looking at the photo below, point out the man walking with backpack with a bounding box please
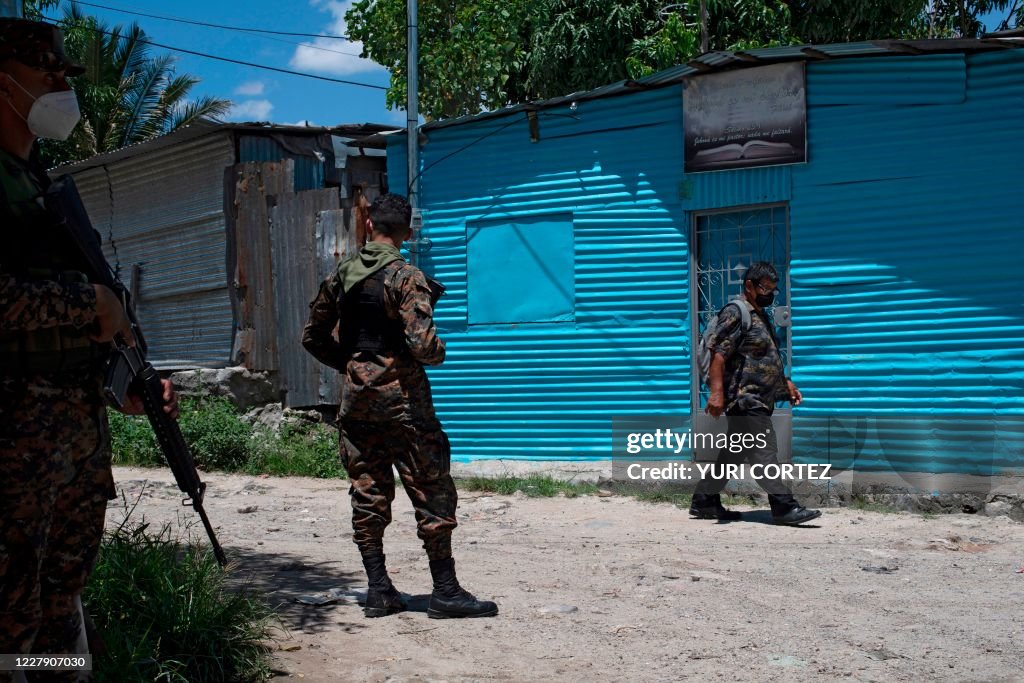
[691,261,821,525]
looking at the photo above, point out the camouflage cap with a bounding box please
[0,18,85,77]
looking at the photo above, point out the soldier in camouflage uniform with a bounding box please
[691,261,822,526]
[303,193,497,619]
[0,19,178,679]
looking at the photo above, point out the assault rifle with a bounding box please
[45,175,227,567]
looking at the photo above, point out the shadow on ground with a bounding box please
[222,546,365,635]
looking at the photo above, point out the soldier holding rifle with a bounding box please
[0,18,180,676]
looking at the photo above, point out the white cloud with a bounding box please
[283,119,319,127]
[227,99,275,121]
[289,0,387,76]
[234,80,266,96]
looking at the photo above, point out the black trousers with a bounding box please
[693,408,798,516]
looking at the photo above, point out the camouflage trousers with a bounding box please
[0,374,114,683]
[339,418,457,561]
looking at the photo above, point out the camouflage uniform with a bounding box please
[303,257,457,561]
[710,302,790,415]
[0,148,114,679]
[694,302,799,515]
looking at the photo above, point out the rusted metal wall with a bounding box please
[313,209,360,405]
[226,160,294,371]
[268,190,341,407]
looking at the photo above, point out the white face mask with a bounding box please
[6,76,81,141]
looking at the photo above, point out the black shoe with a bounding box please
[364,585,407,618]
[361,551,407,618]
[689,494,742,521]
[772,506,822,526]
[427,557,498,619]
[689,504,742,521]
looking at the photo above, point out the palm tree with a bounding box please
[41,2,231,165]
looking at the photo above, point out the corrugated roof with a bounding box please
[421,38,1021,132]
[54,120,395,174]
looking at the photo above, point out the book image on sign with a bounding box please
[694,139,797,163]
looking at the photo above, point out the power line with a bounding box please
[65,0,365,59]
[68,0,355,41]
[409,116,524,190]
[65,0,368,59]
[45,17,388,91]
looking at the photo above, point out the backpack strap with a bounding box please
[727,298,752,333]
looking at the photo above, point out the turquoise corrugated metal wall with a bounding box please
[789,50,1024,474]
[412,90,690,460]
[396,50,1024,472]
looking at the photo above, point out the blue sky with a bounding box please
[53,0,403,128]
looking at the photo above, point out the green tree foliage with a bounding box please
[347,0,538,119]
[526,0,663,97]
[22,1,230,165]
[348,0,1009,120]
[782,0,930,43]
[628,0,799,78]
[930,0,1011,36]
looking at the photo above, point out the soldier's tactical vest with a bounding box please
[338,267,409,359]
[0,151,101,373]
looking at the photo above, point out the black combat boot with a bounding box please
[361,551,406,618]
[427,557,498,619]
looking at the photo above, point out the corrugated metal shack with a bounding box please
[57,121,394,407]
[388,38,1024,475]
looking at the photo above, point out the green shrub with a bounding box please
[109,396,346,479]
[85,521,277,682]
[110,396,255,471]
[246,422,345,479]
[177,396,255,471]
[108,409,161,467]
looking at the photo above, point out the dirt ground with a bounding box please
[107,466,1024,683]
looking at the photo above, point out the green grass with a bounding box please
[85,520,277,682]
[109,396,345,478]
[457,475,600,498]
[454,476,766,508]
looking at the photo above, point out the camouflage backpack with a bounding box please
[696,298,752,387]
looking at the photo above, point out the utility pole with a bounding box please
[700,0,708,53]
[406,0,421,264]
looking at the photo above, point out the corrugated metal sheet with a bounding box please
[72,132,236,368]
[268,190,341,408]
[311,209,358,406]
[228,160,294,370]
[786,50,1024,473]
[239,135,326,192]
[395,47,1024,475]
[411,88,690,460]
[806,54,966,105]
